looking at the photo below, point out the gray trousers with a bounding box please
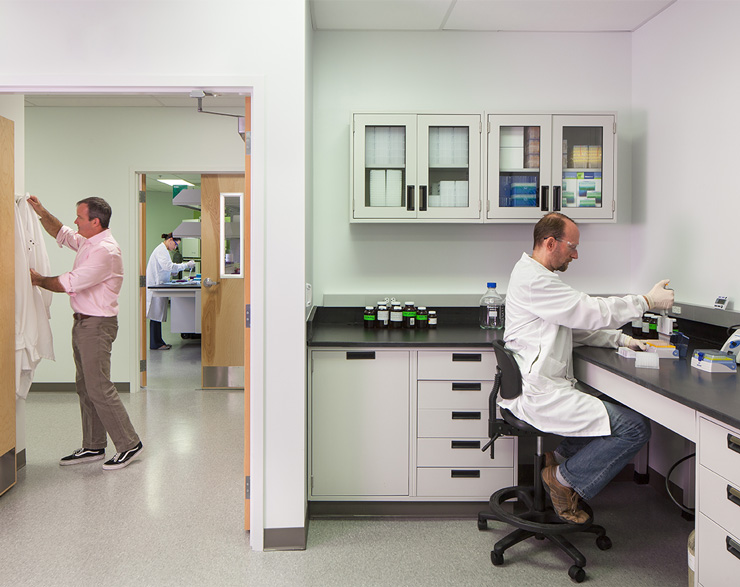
[72,315,139,452]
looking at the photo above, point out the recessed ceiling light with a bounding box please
[157,179,195,187]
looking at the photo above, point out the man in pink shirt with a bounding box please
[29,195,143,470]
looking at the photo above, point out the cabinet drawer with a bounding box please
[698,513,740,587]
[418,408,488,437]
[700,418,740,488]
[417,351,496,380]
[418,380,494,409]
[417,467,514,498]
[417,437,513,468]
[699,465,740,539]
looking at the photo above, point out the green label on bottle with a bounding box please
[417,315,428,321]
[364,315,375,320]
[402,311,416,317]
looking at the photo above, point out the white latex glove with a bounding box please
[644,279,674,311]
[187,260,196,270]
[618,333,647,351]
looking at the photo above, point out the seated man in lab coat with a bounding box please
[500,212,674,523]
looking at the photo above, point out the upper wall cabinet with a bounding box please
[486,114,616,223]
[351,113,482,222]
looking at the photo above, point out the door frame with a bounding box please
[7,80,266,550]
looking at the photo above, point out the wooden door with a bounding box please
[200,174,245,388]
[0,115,16,496]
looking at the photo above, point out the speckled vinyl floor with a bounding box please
[1,331,692,586]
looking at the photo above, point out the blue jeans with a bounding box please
[556,398,651,501]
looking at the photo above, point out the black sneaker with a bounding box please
[102,441,143,470]
[59,448,106,466]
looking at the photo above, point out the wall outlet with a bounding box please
[672,305,681,315]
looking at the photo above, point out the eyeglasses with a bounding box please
[555,238,579,252]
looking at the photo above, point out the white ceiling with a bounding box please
[19,1,676,108]
[310,0,677,32]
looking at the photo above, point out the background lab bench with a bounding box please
[148,282,201,335]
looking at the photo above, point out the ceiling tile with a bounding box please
[311,0,454,30]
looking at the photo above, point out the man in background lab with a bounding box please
[28,195,143,470]
[501,212,674,523]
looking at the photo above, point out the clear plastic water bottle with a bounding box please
[480,282,505,330]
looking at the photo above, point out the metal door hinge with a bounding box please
[245,304,251,328]
[140,359,146,372]
[139,190,146,203]
[139,275,146,287]
[245,476,251,499]
[243,130,251,155]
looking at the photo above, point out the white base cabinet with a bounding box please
[696,416,740,587]
[309,347,516,502]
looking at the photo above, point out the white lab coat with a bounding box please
[15,194,55,399]
[500,253,648,437]
[146,242,190,322]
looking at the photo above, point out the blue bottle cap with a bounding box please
[487,282,497,288]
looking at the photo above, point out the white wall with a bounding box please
[312,31,641,302]
[1,0,308,548]
[632,0,740,307]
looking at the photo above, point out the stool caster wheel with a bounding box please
[596,535,612,550]
[477,517,487,531]
[491,551,504,566]
[568,565,586,583]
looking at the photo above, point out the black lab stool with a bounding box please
[477,340,612,583]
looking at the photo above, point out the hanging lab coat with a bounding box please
[146,242,191,322]
[15,194,55,399]
[499,253,648,437]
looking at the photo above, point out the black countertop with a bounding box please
[574,346,740,431]
[307,306,502,348]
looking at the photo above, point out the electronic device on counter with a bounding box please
[721,327,740,364]
[714,295,729,310]
[691,349,737,373]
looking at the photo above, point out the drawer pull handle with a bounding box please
[452,353,482,362]
[728,485,740,508]
[451,440,481,450]
[451,382,482,391]
[346,351,375,360]
[451,470,480,479]
[452,411,481,420]
[727,536,740,561]
[728,434,740,455]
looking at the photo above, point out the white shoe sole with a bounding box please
[59,454,105,466]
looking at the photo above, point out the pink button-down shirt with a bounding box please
[56,225,123,317]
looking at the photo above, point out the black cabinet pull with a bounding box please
[553,186,561,211]
[728,485,740,508]
[451,382,482,391]
[451,470,480,479]
[728,434,740,455]
[451,440,481,450]
[540,185,549,211]
[346,351,375,360]
[452,353,481,362]
[727,536,740,561]
[419,185,427,211]
[452,411,481,420]
[406,186,415,211]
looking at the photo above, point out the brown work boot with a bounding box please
[544,451,557,469]
[541,465,590,524]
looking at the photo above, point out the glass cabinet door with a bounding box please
[417,114,481,219]
[352,114,417,220]
[552,115,615,220]
[487,115,552,220]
